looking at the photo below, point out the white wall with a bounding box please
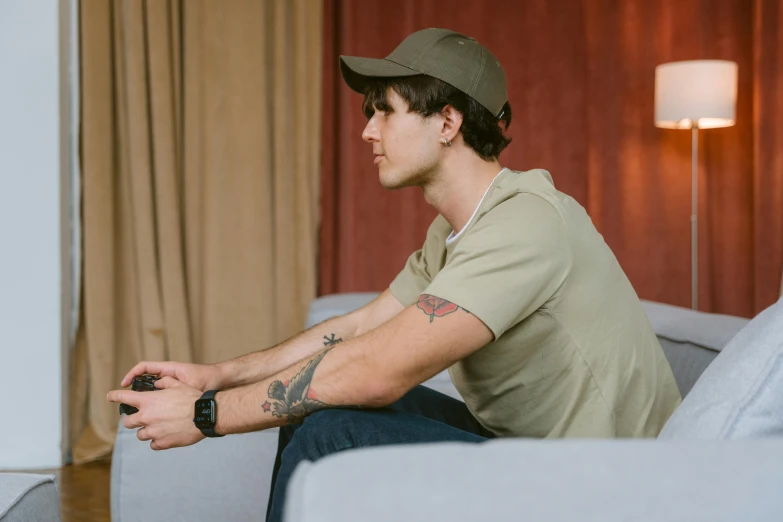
[0,0,76,469]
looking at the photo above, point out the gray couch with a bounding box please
[0,474,60,522]
[110,294,783,522]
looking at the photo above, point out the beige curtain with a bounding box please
[72,0,322,464]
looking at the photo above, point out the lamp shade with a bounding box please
[655,60,738,129]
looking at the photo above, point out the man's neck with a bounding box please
[422,151,504,238]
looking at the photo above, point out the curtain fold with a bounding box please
[74,0,322,464]
[752,0,783,301]
[320,0,783,317]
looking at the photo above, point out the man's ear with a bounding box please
[440,105,463,143]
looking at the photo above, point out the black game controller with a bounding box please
[119,374,160,415]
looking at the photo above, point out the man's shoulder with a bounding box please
[494,169,559,202]
[483,168,573,225]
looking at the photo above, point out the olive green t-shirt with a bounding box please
[390,168,681,438]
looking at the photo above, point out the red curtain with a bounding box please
[320,0,783,318]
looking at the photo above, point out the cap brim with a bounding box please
[339,56,420,94]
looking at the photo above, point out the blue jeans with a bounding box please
[265,385,496,522]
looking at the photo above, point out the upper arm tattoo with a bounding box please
[416,294,469,323]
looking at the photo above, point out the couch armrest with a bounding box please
[111,421,278,522]
[285,438,783,522]
[0,473,60,522]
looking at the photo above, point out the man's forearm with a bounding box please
[213,311,364,390]
[213,333,389,434]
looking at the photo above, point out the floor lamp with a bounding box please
[654,60,738,310]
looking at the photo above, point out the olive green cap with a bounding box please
[340,28,508,118]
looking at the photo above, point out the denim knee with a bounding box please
[284,409,364,460]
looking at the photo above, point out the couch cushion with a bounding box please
[641,301,749,397]
[284,439,783,522]
[659,297,783,439]
[0,473,60,522]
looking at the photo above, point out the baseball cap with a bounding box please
[340,28,508,118]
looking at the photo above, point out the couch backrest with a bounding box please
[641,301,749,398]
[307,295,751,400]
[659,297,783,439]
[306,293,380,329]
[655,338,718,398]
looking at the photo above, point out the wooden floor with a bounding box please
[13,456,112,522]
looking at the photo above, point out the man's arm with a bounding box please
[214,289,405,389]
[213,294,493,434]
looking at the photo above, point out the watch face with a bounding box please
[194,399,215,429]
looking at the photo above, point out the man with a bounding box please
[108,28,682,522]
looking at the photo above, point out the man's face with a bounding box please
[361,88,442,189]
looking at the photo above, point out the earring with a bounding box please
[443,138,451,147]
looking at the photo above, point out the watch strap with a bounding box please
[196,389,224,438]
[201,426,223,438]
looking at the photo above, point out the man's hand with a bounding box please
[121,361,223,392]
[107,377,206,451]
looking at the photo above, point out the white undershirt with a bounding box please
[445,168,508,245]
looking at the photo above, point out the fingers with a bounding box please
[107,389,143,407]
[121,361,166,387]
[137,427,153,442]
[123,412,144,430]
[153,376,180,390]
[150,435,175,451]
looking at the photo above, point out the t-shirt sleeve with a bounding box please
[423,194,572,339]
[389,215,451,307]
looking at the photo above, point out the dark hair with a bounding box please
[362,75,512,162]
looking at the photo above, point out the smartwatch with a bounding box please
[194,390,224,437]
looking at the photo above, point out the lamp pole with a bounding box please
[654,59,737,311]
[691,124,698,311]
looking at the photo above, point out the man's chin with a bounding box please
[378,168,415,190]
[378,172,401,190]
[379,178,405,190]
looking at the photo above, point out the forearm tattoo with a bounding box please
[261,333,346,423]
[322,333,343,346]
[417,294,468,323]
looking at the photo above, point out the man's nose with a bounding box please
[362,117,379,143]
